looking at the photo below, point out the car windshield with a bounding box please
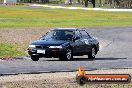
[41,30,74,41]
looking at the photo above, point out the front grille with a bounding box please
[36,46,42,48]
[36,45,49,49]
[42,46,50,48]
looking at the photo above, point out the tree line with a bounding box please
[17,0,132,8]
[98,0,132,8]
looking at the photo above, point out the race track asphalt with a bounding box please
[0,27,132,75]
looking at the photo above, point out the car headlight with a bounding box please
[29,45,36,48]
[49,46,62,48]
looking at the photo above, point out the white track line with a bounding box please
[31,4,132,12]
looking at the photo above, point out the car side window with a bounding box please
[80,30,90,38]
[86,32,92,38]
[75,31,82,38]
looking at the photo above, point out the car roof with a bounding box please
[51,28,82,31]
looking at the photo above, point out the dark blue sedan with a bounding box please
[28,28,99,61]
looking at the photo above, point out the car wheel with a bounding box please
[88,47,96,59]
[31,55,39,61]
[59,48,73,61]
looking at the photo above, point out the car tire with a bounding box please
[31,55,39,61]
[59,48,73,61]
[88,47,96,59]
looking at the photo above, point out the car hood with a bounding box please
[31,39,67,46]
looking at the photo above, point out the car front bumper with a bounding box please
[27,48,66,58]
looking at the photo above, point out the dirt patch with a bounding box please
[0,69,132,88]
[0,28,49,55]
[0,28,49,45]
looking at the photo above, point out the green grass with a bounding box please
[0,6,132,28]
[0,43,25,58]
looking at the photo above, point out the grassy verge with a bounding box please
[0,6,132,28]
[0,43,25,58]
